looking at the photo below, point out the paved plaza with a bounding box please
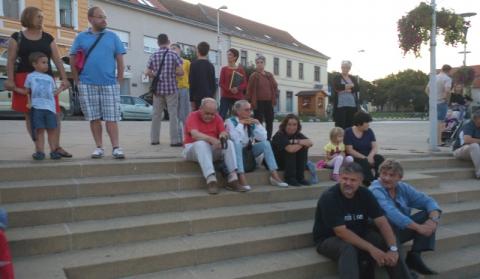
[0,119,452,162]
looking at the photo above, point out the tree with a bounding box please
[373,70,429,112]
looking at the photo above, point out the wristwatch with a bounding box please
[389,245,398,252]
[430,216,440,223]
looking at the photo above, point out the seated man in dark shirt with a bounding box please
[312,163,412,279]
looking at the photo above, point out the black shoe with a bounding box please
[285,178,301,186]
[151,142,160,145]
[170,143,183,147]
[297,179,311,186]
[406,252,438,275]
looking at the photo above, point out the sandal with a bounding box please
[55,147,73,158]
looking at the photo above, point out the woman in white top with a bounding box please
[225,100,288,190]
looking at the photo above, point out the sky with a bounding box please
[183,0,480,81]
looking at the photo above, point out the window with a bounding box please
[59,0,73,27]
[286,91,293,112]
[240,50,247,67]
[273,57,279,75]
[286,60,292,77]
[314,66,320,82]
[299,63,304,80]
[112,30,129,49]
[0,0,20,19]
[143,36,158,53]
[208,50,218,65]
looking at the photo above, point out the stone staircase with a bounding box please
[0,155,478,279]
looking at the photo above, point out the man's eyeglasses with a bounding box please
[91,15,107,20]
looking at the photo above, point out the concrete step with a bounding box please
[2,167,449,228]
[124,248,335,279]
[0,161,455,205]
[8,187,480,258]
[3,182,328,228]
[0,156,469,182]
[425,244,480,279]
[397,156,473,170]
[425,179,480,204]
[0,158,200,182]
[0,168,330,204]
[120,219,480,279]
[422,167,477,181]
[8,199,316,257]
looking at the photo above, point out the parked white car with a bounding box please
[120,95,153,120]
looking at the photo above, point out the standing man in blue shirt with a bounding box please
[370,159,441,276]
[70,6,126,159]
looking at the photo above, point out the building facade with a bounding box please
[94,0,329,114]
[0,0,90,57]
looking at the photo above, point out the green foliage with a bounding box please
[243,63,256,79]
[373,69,429,112]
[453,66,476,86]
[397,2,469,57]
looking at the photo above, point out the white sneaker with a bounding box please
[112,147,125,159]
[270,176,288,188]
[91,147,104,159]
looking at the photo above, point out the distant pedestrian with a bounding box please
[189,42,216,111]
[70,6,126,159]
[14,52,67,160]
[332,60,359,129]
[145,34,184,147]
[5,6,72,158]
[426,64,452,146]
[170,43,190,143]
[219,48,247,119]
[246,54,278,140]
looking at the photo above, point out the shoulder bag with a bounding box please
[75,32,105,74]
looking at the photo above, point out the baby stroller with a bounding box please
[441,104,466,147]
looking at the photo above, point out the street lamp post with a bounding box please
[428,0,439,151]
[459,12,477,66]
[216,5,228,101]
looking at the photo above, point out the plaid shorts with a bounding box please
[78,82,121,121]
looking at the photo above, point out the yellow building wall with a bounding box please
[0,0,90,57]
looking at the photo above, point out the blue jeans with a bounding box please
[437,102,448,121]
[234,141,278,174]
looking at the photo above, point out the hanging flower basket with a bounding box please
[397,2,470,57]
[453,66,476,86]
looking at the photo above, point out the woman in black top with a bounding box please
[5,6,71,157]
[272,114,313,186]
[332,60,359,129]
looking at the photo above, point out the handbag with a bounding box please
[148,50,169,96]
[242,126,256,173]
[75,32,105,74]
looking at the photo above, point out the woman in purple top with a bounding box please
[344,111,384,186]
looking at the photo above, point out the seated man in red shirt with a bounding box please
[182,98,243,194]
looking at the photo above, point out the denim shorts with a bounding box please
[437,102,448,121]
[31,108,57,129]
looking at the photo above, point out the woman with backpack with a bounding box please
[5,6,72,158]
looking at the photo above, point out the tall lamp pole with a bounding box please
[459,12,477,66]
[216,5,228,101]
[428,0,439,151]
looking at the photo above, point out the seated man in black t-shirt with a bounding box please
[312,163,413,279]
